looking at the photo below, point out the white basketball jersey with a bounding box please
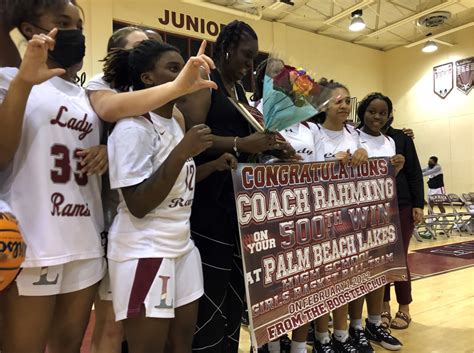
[0,68,104,267]
[279,123,318,162]
[86,73,117,93]
[107,112,195,261]
[358,130,396,158]
[312,123,360,162]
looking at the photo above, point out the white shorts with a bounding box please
[98,271,113,301]
[428,187,445,196]
[109,247,203,321]
[16,257,106,296]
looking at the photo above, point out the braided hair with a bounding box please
[311,78,350,124]
[356,92,393,128]
[214,20,257,63]
[103,39,179,92]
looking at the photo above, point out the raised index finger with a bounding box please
[197,40,207,56]
[47,27,58,39]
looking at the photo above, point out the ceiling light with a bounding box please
[349,9,366,32]
[422,40,438,53]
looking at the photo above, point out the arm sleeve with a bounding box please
[403,135,425,209]
[422,165,441,176]
[107,120,157,189]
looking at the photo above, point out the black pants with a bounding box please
[191,229,245,353]
[384,206,413,305]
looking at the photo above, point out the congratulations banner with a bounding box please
[232,158,407,347]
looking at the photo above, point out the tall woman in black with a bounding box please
[178,20,285,353]
[381,109,424,330]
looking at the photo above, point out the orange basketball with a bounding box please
[0,212,26,291]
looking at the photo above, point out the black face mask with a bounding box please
[29,25,86,68]
[428,162,435,168]
[49,29,86,68]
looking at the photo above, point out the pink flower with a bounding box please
[273,65,295,92]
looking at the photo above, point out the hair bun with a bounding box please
[319,77,336,86]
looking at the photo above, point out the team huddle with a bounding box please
[0,1,425,353]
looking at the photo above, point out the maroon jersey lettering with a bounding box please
[50,105,94,140]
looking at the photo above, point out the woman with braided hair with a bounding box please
[178,20,291,353]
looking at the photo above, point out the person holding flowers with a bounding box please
[177,20,289,353]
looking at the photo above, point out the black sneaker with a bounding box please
[242,308,250,326]
[332,335,358,353]
[313,338,335,353]
[364,319,402,351]
[280,334,291,353]
[307,321,315,346]
[121,340,128,353]
[349,326,374,353]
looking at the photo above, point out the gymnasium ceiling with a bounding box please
[181,0,474,51]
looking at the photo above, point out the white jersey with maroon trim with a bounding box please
[279,123,318,162]
[107,112,195,261]
[86,73,117,93]
[0,67,104,268]
[358,130,396,157]
[312,123,361,162]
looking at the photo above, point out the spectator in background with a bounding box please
[422,156,445,196]
[422,156,446,213]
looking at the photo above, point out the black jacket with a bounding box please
[386,127,424,209]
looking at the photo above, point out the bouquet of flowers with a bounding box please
[262,61,332,131]
[228,57,331,134]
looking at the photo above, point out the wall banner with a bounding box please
[455,57,474,95]
[232,158,408,347]
[433,62,454,99]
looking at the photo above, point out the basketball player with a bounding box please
[0,2,107,353]
[86,26,178,353]
[102,39,233,353]
[86,26,205,131]
[310,79,368,353]
[87,22,218,353]
[347,93,404,352]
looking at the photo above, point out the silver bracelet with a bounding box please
[233,136,240,157]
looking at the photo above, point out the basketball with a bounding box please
[0,212,26,291]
